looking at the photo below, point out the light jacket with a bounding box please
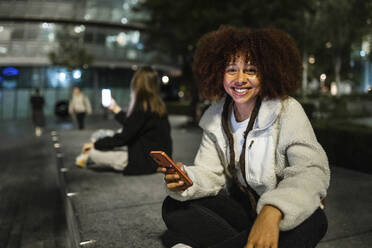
[68,94,92,115]
[167,96,330,231]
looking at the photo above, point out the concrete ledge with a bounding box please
[51,131,82,248]
[50,116,202,248]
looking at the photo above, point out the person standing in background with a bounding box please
[68,87,92,130]
[30,88,45,136]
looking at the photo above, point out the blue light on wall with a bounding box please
[2,67,19,76]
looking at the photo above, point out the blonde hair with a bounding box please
[129,66,167,117]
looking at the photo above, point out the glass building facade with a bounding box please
[0,0,180,120]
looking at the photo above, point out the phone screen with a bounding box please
[101,89,111,107]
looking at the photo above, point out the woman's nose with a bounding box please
[236,71,247,84]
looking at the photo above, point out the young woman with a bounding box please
[68,87,92,130]
[158,26,329,248]
[77,66,172,175]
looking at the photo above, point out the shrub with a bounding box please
[314,122,372,174]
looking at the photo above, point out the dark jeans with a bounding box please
[76,112,86,130]
[162,188,328,248]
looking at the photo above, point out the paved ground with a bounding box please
[0,120,67,248]
[1,115,372,247]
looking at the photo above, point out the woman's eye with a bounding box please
[226,68,237,73]
[245,68,257,75]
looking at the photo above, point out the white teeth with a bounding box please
[235,88,247,93]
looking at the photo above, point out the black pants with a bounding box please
[162,189,328,248]
[76,112,86,130]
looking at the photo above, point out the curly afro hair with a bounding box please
[193,25,302,101]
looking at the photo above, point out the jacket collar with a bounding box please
[199,96,282,133]
[255,97,282,130]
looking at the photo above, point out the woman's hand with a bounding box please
[157,162,191,192]
[245,205,282,248]
[108,98,122,114]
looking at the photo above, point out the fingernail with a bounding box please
[179,181,184,185]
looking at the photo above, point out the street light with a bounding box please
[162,76,169,85]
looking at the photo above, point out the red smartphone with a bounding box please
[149,151,193,187]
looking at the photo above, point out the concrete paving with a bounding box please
[0,119,67,248]
[1,115,372,247]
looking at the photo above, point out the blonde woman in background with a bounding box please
[68,87,92,130]
[76,66,172,174]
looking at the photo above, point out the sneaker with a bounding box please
[75,153,89,168]
[172,244,193,248]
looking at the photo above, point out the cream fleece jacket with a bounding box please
[167,96,330,231]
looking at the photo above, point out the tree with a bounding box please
[49,25,94,71]
[137,0,327,103]
[315,0,372,94]
[137,0,372,110]
[136,0,245,121]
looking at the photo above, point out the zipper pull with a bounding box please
[249,140,254,149]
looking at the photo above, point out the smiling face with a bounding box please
[223,54,261,118]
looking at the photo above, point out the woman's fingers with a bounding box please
[167,180,184,188]
[156,167,166,173]
[156,167,175,174]
[164,173,180,181]
[156,163,188,192]
[167,181,186,192]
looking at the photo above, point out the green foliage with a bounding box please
[137,0,317,58]
[48,26,94,70]
[299,94,372,120]
[312,0,372,83]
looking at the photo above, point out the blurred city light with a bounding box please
[2,67,19,76]
[308,56,315,64]
[72,70,82,79]
[137,43,143,50]
[121,18,128,24]
[360,50,366,57]
[117,32,127,46]
[330,82,337,96]
[362,39,371,55]
[178,91,184,98]
[131,31,140,43]
[162,76,169,84]
[48,33,55,42]
[74,25,85,33]
[320,74,326,81]
[325,42,332,49]
[123,3,130,9]
[127,50,137,59]
[42,23,49,29]
[59,72,66,82]
[0,47,7,54]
